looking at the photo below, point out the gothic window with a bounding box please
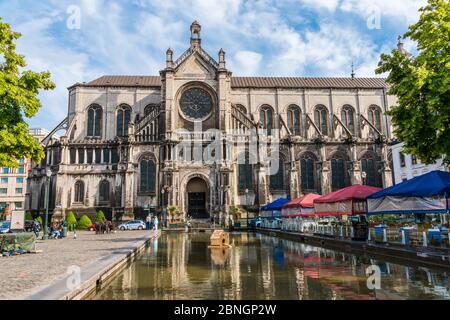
[144,104,159,116]
[236,104,247,114]
[111,148,119,164]
[361,156,380,187]
[103,149,110,164]
[331,156,348,191]
[238,152,253,192]
[180,88,213,120]
[140,156,156,193]
[341,105,355,135]
[70,149,76,164]
[86,149,93,164]
[95,149,102,164]
[287,105,301,136]
[260,105,274,136]
[314,105,329,135]
[270,155,285,190]
[78,149,85,164]
[87,105,102,137]
[74,181,85,203]
[300,154,316,192]
[99,180,110,202]
[368,106,382,132]
[117,105,132,137]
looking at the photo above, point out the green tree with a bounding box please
[77,215,93,230]
[66,211,77,231]
[95,210,106,223]
[0,18,55,167]
[376,0,450,164]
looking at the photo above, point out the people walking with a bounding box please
[153,216,159,231]
[146,214,152,230]
[32,219,40,238]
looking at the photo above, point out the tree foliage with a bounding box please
[0,18,55,167]
[95,210,106,222]
[376,0,450,164]
[77,215,93,230]
[66,211,77,231]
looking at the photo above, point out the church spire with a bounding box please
[190,21,201,49]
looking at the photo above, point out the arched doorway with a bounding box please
[186,177,209,219]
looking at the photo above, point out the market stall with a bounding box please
[367,170,450,246]
[260,198,290,229]
[314,185,382,240]
[281,194,321,232]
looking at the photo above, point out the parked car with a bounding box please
[0,221,10,234]
[118,220,146,231]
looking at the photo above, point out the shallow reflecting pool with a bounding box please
[94,232,450,300]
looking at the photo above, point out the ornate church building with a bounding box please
[26,21,395,223]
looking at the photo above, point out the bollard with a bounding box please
[383,228,387,243]
[401,230,406,245]
[423,231,428,247]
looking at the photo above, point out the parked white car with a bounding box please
[118,220,146,231]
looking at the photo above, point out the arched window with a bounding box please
[314,105,328,135]
[368,106,382,132]
[361,156,381,187]
[117,105,132,137]
[300,154,316,192]
[260,105,274,136]
[341,105,355,135]
[238,151,253,192]
[74,181,85,203]
[287,105,301,135]
[144,104,159,116]
[270,154,285,190]
[87,105,102,137]
[99,180,110,202]
[236,104,247,114]
[140,156,156,193]
[331,156,348,191]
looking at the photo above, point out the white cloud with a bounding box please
[300,0,340,12]
[230,51,263,76]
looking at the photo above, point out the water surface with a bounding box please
[94,232,450,300]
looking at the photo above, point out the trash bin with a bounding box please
[374,224,387,242]
[61,226,68,238]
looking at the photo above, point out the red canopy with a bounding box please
[314,185,382,204]
[283,193,321,209]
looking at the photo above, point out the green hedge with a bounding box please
[66,211,78,231]
[95,211,106,223]
[77,215,93,230]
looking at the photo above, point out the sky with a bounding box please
[0,0,426,131]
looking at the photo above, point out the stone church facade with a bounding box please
[26,21,395,223]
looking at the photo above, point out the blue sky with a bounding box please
[0,0,425,131]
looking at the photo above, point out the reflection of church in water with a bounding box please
[26,21,395,222]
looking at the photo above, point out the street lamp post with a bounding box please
[161,188,166,228]
[43,168,52,240]
[245,188,249,230]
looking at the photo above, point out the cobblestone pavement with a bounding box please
[0,230,151,300]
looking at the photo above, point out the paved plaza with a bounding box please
[0,230,152,300]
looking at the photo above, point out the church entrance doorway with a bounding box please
[186,177,209,219]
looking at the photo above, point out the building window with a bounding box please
[238,152,253,192]
[2,168,8,174]
[103,149,110,164]
[78,149,85,164]
[95,149,102,164]
[400,152,406,167]
[1,178,8,184]
[287,105,301,136]
[16,178,23,184]
[368,106,382,132]
[99,180,110,202]
[331,157,347,191]
[87,149,93,164]
[87,104,102,137]
[15,202,23,210]
[0,188,7,194]
[18,159,24,164]
[70,149,77,164]
[0,202,7,209]
[341,105,355,135]
[74,181,85,203]
[411,154,418,166]
[361,157,380,187]
[300,155,316,192]
[117,105,132,137]
[270,155,285,190]
[260,105,274,136]
[15,188,23,194]
[314,105,329,135]
[17,166,25,174]
[144,104,159,116]
[140,157,156,193]
[111,148,119,164]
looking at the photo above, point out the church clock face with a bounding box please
[180,88,213,120]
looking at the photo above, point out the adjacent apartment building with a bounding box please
[391,142,449,184]
[0,128,50,217]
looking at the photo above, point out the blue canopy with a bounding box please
[367,171,450,215]
[368,171,450,199]
[261,198,290,211]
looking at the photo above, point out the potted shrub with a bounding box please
[168,205,178,228]
[95,210,106,223]
[230,206,241,228]
[66,211,77,231]
[77,215,93,230]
